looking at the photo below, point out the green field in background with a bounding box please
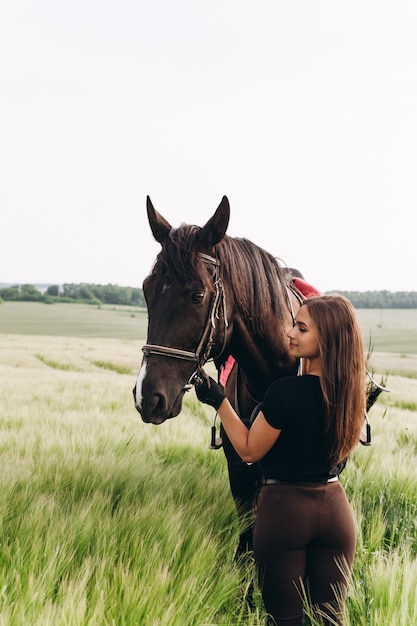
[0,301,148,340]
[0,301,416,354]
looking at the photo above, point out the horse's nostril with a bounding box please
[140,393,168,425]
[152,393,166,414]
[139,392,167,420]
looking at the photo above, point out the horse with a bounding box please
[133,195,385,556]
[133,195,307,556]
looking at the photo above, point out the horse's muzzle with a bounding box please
[132,384,182,424]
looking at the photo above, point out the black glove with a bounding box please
[194,370,226,410]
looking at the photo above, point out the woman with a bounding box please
[195,295,366,626]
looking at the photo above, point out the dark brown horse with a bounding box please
[133,195,306,554]
[133,195,385,556]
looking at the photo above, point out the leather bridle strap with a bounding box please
[141,344,199,362]
[285,282,303,326]
[142,253,228,384]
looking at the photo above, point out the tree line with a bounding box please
[0,283,416,309]
[334,290,417,309]
[0,283,146,307]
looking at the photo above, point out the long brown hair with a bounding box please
[303,295,366,464]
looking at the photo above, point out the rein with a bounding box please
[141,252,229,388]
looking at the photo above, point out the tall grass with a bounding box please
[0,335,259,625]
[1,328,417,624]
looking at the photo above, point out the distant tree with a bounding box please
[0,286,20,300]
[78,284,95,300]
[46,285,59,297]
[19,284,43,301]
[0,284,43,302]
[62,283,77,299]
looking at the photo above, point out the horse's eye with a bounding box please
[191,291,206,305]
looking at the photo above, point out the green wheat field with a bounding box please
[1,302,417,625]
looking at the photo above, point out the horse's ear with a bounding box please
[147,196,172,244]
[199,196,230,250]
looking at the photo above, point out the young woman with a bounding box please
[195,295,366,626]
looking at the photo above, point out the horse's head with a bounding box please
[133,196,231,424]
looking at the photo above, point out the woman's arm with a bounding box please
[217,398,281,463]
[195,373,281,463]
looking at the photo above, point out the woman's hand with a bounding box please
[194,370,226,410]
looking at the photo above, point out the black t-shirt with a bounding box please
[260,375,341,481]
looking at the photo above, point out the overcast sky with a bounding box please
[1,0,416,292]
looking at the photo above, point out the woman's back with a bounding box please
[260,375,341,482]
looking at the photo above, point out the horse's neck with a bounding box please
[228,312,298,398]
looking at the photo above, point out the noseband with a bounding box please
[141,253,229,389]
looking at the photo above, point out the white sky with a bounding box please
[1,0,416,292]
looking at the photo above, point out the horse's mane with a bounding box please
[218,236,292,336]
[151,225,292,337]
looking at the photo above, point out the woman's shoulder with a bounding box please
[264,374,320,403]
[262,375,323,426]
[269,374,320,391]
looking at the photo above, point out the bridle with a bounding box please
[141,252,229,390]
[142,253,303,393]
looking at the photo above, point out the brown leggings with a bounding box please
[253,482,356,626]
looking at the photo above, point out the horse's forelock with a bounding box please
[152,224,212,288]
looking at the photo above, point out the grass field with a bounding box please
[0,302,417,625]
[1,302,417,354]
[0,302,148,340]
